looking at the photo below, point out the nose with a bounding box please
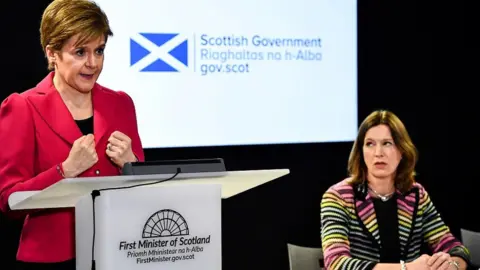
[85,54,98,69]
[374,144,384,156]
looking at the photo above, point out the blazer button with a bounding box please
[95,170,100,175]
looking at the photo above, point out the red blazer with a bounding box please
[0,72,145,263]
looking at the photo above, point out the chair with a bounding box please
[460,228,480,268]
[287,243,324,270]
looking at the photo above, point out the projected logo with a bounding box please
[129,32,322,76]
[130,33,188,72]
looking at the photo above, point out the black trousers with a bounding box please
[17,259,75,270]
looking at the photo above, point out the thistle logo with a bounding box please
[130,33,188,72]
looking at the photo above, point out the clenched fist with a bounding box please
[62,134,98,178]
[106,131,137,168]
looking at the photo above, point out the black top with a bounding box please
[373,195,401,263]
[75,116,94,135]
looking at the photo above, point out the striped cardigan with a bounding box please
[320,180,470,270]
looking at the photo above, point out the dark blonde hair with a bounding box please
[40,0,113,70]
[347,110,418,193]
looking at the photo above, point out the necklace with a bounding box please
[369,188,394,202]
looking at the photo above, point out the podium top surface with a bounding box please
[9,169,289,210]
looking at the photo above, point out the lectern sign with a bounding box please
[118,208,213,264]
[75,183,222,270]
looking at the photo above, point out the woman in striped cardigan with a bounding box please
[320,110,470,270]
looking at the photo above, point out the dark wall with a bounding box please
[0,1,473,270]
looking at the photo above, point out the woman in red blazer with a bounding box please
[0,1,144,269]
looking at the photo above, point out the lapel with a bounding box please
[355,186,381,245]
[91,83,111,147]
[354,184,419,257]
[27,72,113,147]
[396,187,419,258]
[28,73,82,145]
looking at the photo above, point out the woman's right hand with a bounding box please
[407,255,431,270]
[62,134,98,178]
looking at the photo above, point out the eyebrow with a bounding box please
[74,43,106,49]
[365,137,393,141]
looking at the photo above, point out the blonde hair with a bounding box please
[40,0,113,70]
[347,110,418,193]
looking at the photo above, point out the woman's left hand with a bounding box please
[427,252,456,270]
[106,131,137,168]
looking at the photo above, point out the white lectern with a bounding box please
[8,169,289,270]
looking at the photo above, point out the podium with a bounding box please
[8,169,289,270]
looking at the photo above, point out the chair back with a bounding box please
[461,228,480,268]
[287,243,323,270]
